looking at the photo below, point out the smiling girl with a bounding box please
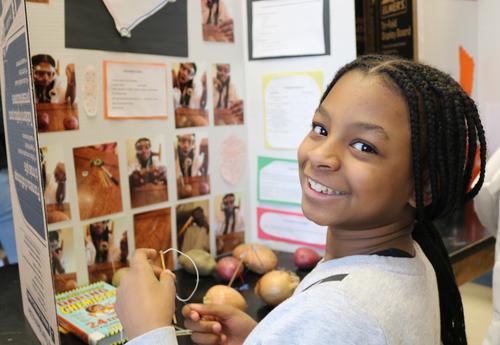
[116,55,486,345]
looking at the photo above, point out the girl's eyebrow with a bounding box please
[316,105,389,140]
[316,105,330,118]
[349,122,389,140]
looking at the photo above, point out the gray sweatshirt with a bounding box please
[128,242,440,345]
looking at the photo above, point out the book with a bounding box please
[55,281,126,345]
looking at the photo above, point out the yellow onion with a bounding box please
[203,285,247,311]
[232,243,278,274]
[255,270,300,306]
[111,267,130,287]
[179,249,216,276]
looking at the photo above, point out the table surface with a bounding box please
[1,205,495,344]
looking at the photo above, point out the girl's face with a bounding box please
[298,71,415,230]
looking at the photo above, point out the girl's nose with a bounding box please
[308,142,341,171]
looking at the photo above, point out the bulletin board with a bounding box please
[247,0,331,60]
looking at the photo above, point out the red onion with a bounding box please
[216,256,243,282]
[293,247,321,270]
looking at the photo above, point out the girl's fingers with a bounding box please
[184,319,222,333]
[190,332,223,345]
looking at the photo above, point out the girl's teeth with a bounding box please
[308,178,342,195]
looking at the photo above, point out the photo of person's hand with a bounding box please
[116,249,176,340]
[182,303,257,345]
[219,19,234,42]
[229,100,243,123]
[65,63,75,84]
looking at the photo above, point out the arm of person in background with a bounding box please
[116,248,178,344]
[217,2,234,42]
[182,303,257,345]
[474,148,500,235]
[200,73,208,110]
[64,63,76,105]
[85,228,96,265]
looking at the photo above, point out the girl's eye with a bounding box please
[312,123,327,136]
[351,141,377,154]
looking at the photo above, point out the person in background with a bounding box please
[202,0,234,42]
[216,193,244,236]
[172,63,207,110]
[116,55,487,345]
[175,134,205,178]
[473,148,500,345]
[0,102,16,264]
[31,54,75,105]
[85,220,119,265]
[129,138,167,188]
[213,63,244,125]
[49,230,65,275]
[180,207,210,253]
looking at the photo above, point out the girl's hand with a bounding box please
[116,249,176,340]
[182,303,257,345]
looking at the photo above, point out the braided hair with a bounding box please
[322,55,487,345]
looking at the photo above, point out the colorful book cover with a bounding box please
[55,281,126,345]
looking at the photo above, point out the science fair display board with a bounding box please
[0,0,356,343]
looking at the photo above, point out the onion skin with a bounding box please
[179,249,216,276]
[216,256,243,282]
[293,247,321,270]
[203,285,247,311]
[233,243,278,274]
[112,267,130,287]
[255,270,300,306]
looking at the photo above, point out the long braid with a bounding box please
[324,55,488,344]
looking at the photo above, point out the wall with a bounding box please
[243,0,357,252]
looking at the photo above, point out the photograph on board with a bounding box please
[172,62,208,128]
[40,146,71,224]
[127,136,168,208]
[49,228,77,293]
[215,192,245,254]
[84,218,129,284]
[134,207,173,269]
[73,142,123,220]
[201,0,234,43]
[212,63,244,125]
[176,200,210,253]
[174,133,210,199]
[32,54,79,133]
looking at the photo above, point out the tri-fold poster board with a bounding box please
[0,0,355,343]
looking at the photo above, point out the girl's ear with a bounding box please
[408,174,432,208]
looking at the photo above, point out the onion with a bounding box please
[111,267,130,287]
[63,116,79,130]
[233,243,278,274]
[203,285,247,311]
[216,256,243,282]
[37,112,50,130]
[255,270,300,306]
[293,247,321,270]
[179,249,216,276]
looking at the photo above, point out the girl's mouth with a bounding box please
[307,177,348,196]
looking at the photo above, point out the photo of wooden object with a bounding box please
[134,208,173,269]
[131,184,168,208]
[36,103,79,133]
[73,145,122,220]
[129,144,168,208]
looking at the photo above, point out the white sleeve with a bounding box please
[126,326,178,345]
[474,148,500,236]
